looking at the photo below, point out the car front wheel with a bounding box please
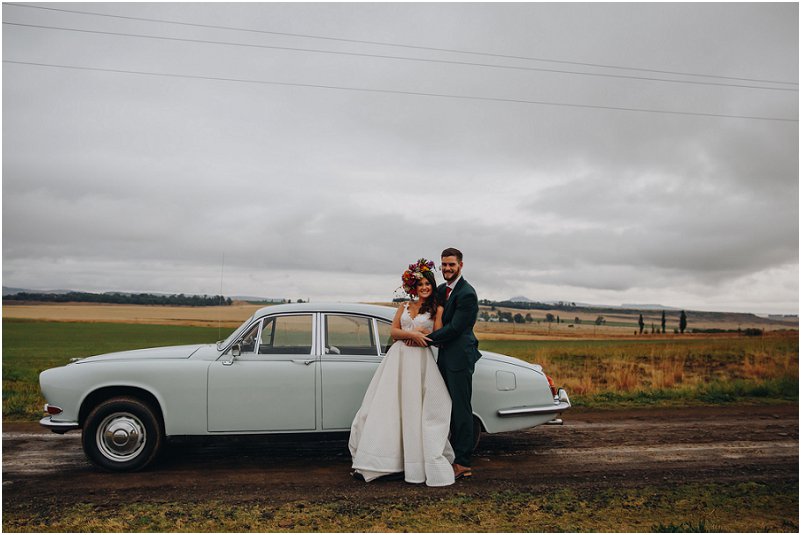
[82,396,163,472]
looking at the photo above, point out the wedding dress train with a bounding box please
[349,305,455,487]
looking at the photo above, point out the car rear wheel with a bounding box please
[82,396,163,472]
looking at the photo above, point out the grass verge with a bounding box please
[481,335,799,408]
[2,482,797,532]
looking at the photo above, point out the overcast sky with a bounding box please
[3,2,798,314]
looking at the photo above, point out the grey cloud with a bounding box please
[3,3,797,313]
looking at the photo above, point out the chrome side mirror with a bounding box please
[222,344,241,366]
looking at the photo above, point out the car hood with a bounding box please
[479,351,543,373]
[75,344,205,363]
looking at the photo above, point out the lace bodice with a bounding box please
[401,303,434,332]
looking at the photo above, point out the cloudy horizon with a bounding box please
[3,3,798,315]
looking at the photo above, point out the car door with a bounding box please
[320,314,392,430]
[207,313,318,432]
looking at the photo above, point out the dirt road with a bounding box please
[3,404,797,511]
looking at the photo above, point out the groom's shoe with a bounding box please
[452,463,473,480]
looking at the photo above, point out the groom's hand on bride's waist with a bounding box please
[404,331,429,347]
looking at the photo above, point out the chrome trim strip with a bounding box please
[497,401,572,417]
[39,416,80,433]
[497,388,571,417]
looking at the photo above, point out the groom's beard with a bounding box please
[442,269,461,282]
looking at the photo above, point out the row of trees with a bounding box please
[479,299,580,311]
[638,310,687,334]
[4,291,232,307]
[481,310,608,326]
[482,307,689,333]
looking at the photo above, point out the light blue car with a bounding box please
[39,303,571,471]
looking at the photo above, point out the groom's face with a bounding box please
[441,256,463,282]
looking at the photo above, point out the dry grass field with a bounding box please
[2,302,262,328]
[479,305,798,338]
[4,301,795,340]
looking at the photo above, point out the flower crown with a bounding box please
[401,258,436,297]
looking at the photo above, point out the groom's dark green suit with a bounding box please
[427,277,481,467]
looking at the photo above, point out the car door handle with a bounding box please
[291,359,315,366]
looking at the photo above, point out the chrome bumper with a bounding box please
[497,388,572,417]
[39,416,80,434]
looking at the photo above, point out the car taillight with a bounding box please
[44,404,63,415]
[546,375,558,397]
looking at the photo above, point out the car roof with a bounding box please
[253,302,397,321]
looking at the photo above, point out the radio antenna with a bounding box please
[218,252,225,341]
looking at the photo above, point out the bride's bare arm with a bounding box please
[389,305,409,340]
[434,306,444,331]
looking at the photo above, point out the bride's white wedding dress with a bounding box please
[349,304,455,486]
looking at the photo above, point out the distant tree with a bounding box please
[513,313,525,324]
[651,323,655,334]
[661,310,666,334]
[4,291,230,307]
[525,313,533,323]
[557,315,561,324]
[638,314,645,334]
[546,313,555,323]
[595,315,605,325]
[574,316,581,324]
[680,310,687,334]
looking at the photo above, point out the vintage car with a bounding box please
[39,303,571,471]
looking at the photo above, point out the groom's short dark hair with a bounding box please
[441,247,463,261]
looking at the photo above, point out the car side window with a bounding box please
[257,315,313,355]
[376,320,393,355]
[325,315,377,356]
[239,322,261,354]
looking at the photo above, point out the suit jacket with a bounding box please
[428,277,481,372]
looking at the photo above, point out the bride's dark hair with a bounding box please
[417,270,439,317]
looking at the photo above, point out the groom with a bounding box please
[425,247,481,479]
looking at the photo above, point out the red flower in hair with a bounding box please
[400,258,436,296]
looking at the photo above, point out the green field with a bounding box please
[3,319,798,421]
[2,319,234,420]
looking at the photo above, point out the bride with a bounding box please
[349,259,455,486]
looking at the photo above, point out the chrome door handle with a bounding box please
[292,359,314,366]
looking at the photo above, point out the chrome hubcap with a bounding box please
[96,412,146,462]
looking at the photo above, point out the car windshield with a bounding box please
[218,314,256,350]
